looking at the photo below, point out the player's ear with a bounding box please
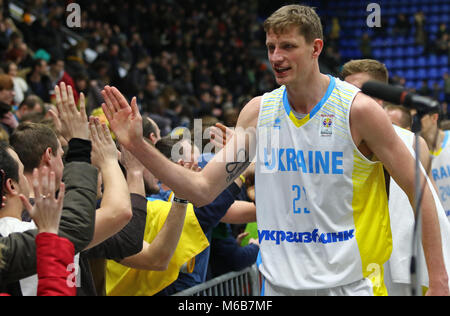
[431,113,439,123]
[312,38,324,59]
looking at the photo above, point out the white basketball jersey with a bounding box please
[387,125,428,288]
[387,126,450,291]
[431,131,450,222]
[255,76,392,295]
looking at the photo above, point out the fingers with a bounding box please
[32,168,42,203]
[238,232,249,239]
[28,167,64,234]
[32,167,58,203]
[56,182,65,212]
[79,92,87,122]
[47,108,58,121]
[48,169,55,200]
[130,97,140,118]
[215,123,228,135]
[67,85,77,113]
[59,82,71,113]
[89,116,100,144]
[101,121,113,144]
[89,116,111,143]
[19,194,33,213]
[54,85,62,114]
[111,87,131,110]
[102,86,121,113]
[101,102,113,122]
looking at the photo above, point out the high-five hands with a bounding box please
[101,86,142,149]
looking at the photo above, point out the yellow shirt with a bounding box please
[106,200,209,296]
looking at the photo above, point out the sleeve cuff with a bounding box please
[65,138,92,164]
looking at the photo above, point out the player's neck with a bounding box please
[425,128,445,153]
[285,73,330,114]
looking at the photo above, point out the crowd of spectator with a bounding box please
[0,0,281,138]
[0,0,263,296]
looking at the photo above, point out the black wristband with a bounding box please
[173,196,189,204]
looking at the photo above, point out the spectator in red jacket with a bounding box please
[49,57,79,105]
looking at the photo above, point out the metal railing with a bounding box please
[173,265,261,296]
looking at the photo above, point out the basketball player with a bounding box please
[101,5,449,296]
[384,104,413,130]
[421,107,450,222]
[342,59,450,296]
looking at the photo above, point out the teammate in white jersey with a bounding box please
[101,5,449,296]
[342,59,450,296]
[421,107,450,222]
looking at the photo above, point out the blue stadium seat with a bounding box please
[417,68,428,80]
[372,48,383,59]
[396,37,407,46]
[393,58,404,68]
[405,69,416,80]
[384,48,393,58]
[429,68,440,79]
[428,55,439,67]
[438,55,448,66]
[428,24,439,34]
[384,59,394,70]
[396,70,405,78]
[405,58,415,68]
[430,5,440,13]
[371,38,383,48]
[405,46,416,57]
[440,66,450,77]
[428,15,440,24]
[385,37,395,47]
[415,46,424,56]
[416,56,427,67]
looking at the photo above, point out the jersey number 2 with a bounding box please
[292,185,310,214]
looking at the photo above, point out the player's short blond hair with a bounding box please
[263,4,323,44]
[341,59,389,83]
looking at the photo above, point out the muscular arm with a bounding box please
[351,93,449,294]
[221,201,257,224]
[103,85,261,207]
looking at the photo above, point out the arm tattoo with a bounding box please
[225,148,251,183]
